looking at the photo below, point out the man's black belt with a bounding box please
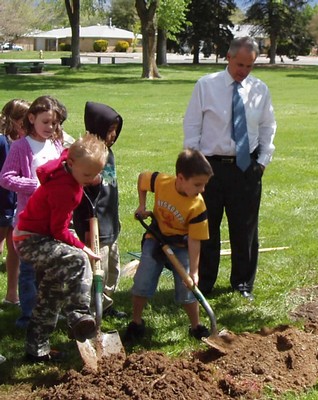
[207,155,236,163]
[206,149,259,164]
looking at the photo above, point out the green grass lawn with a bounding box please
[0,59,317,399]
[0,50,70,60]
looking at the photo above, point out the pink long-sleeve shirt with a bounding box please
[0,136,63,226]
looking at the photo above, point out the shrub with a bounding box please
[93,39,108,52]
[60,42,71,51]
[115,40,129,52]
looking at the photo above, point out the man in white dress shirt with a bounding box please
[183,36,277,301]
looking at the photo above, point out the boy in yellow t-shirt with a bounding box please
[124,148,213,342]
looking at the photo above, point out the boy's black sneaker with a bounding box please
[69,314,96,342]
[189,324,210,340]
[103,306,127,319]
[123,319,145,342]
[26,349,65,363]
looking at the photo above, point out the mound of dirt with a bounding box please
[34,325,318,399]
[9,286,318,400]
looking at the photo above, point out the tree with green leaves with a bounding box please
[309,5,318,46]
[244,0,310,64]
[156,0,190,65]
[177,0,235,64]
[110,0,138,30]
[0,0,57,42]
[39,0,70,29]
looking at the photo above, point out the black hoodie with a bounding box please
[73,102,123,245]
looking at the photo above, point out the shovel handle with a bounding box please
[135,213,194,288]
[135,213,219,336]
[89,217,102,274]
[161,244,194,289]
[89,217,103,329]
[135,213,163,244]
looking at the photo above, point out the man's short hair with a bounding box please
[228,36,259,58]
[176,148,213,179]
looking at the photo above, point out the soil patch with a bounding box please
[6,286,318,399]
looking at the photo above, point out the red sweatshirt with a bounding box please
[17,149,84,249]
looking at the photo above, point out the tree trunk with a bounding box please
[192,42,200,64]
[65,0,81,69]
[135,0,161,78]
[269,33,277,65]
[156,28,167,66]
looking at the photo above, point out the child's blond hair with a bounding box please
[68,133,108,167]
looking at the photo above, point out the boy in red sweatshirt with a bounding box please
[13,134,107,362]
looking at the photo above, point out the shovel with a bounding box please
[76,217,124,370]
[135,213,230,354]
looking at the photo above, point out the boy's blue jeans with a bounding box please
[16,261,37,328]
[132,238,196,304]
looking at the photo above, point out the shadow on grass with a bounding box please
[2,63,316,94]
[111,283,279,355]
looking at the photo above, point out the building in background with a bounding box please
[19,25,141,52]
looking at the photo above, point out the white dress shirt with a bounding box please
[183,68,277,166]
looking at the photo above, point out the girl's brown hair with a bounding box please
[23,95,66,142]
[0,99,30,140]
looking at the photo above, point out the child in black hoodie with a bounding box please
[73,102,127,318]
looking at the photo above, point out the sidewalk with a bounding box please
[166,53,318,66]
[1,53,317,66]
[80,52,318,66]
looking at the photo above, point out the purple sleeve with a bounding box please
[0,139,38,195]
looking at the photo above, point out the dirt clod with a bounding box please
[10,286,318,399]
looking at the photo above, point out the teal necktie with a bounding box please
[232,81,251,171]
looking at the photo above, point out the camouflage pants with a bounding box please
[100,241,120,310]
[15,235,92,357]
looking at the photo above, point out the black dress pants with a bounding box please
[199,157,263,294]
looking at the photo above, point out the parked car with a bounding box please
[1,43,23,51]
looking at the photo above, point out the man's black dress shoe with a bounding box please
[239,291,254,301]
[198,286,213,296]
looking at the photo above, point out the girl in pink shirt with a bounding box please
[0,95,65,328]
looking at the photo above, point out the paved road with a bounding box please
[79,52,318,66]
[1,53,317,66]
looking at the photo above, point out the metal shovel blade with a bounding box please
[201,329,236,355]
[77,330,125,371]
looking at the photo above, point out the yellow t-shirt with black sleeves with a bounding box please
[139,172,209,241]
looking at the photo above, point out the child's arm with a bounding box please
[187,237,201,286]
[83,245,101,261]
[134,172,152,219]
[0,142,37,195]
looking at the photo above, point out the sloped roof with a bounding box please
[29,25,140,39]
[230,24,266,39]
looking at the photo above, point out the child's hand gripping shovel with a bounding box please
[76,217,124,370]
[135,213,232,354]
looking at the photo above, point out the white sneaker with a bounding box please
[0,355,6,364]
